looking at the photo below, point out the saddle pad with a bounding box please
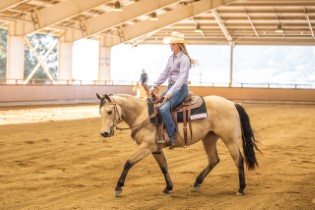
[176,96,207,123]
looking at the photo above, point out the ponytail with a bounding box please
[179,43,196,67]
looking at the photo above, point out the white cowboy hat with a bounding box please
[163,32,189,44]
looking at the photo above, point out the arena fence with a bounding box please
[1,78,314,89]
[1,79,315,105]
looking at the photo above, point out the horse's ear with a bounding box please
[96,93,102,100]
[105,94,111,102]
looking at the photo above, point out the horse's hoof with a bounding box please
[236,191,245,196]
[192,186,200,192]
[163,186,173,194]
[162,189,170,194]
[114,190,122,197]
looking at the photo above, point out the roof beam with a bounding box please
[22,0,114,35]
[0,0,28,12]
[304,8,315,39]
[244,8,259,38]
[72,0,182,41]
[212,9,233,42]
[230,1,315,7]
[110,0,239,46]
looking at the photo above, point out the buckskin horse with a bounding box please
[96,93,260,197]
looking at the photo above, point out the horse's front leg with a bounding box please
[115,160,133,197]
[152,150,173,194]
[114,143,153,197]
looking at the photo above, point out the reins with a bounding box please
[116,118,149,131]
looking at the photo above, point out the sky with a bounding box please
[72,39,315,87]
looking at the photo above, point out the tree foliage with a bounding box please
[24,33,58,80]
[0,30,58,80]
[0,28,7,78]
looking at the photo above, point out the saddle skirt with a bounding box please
[175,95,207,121]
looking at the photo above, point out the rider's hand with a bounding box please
[164,93,171,100]
[149,86,156,95]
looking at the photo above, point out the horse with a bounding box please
[96,93,260,197]
[132,82,148,99]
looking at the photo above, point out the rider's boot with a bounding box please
[157,136,176,149]
[168,136,176,149]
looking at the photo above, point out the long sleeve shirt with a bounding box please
[153,51,190,95]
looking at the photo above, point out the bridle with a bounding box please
[99,95,151,137]
[99,96,123,135]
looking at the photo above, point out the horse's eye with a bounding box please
[107,110,112,115]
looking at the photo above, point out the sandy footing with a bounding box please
[0,103,314,209]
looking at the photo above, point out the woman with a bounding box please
[149,32,194,148]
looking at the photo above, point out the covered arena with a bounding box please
[1,0,315,209]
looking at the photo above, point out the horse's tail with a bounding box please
[235,103,261,170]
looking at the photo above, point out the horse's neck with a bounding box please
[113,95,147,127]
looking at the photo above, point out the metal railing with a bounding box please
[0,78,314,89]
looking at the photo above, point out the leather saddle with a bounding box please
[174,92,203,112]
[152,91,203,112]
[150,91,207,147]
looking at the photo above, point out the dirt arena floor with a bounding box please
[0,102,314,210]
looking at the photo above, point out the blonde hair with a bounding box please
[178,43,196,67]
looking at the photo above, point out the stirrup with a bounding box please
[168,140,176,149]
[157,139,172,148]
[157,139,176,149]
[157,140,166,144]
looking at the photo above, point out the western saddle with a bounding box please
[151,91,203,147]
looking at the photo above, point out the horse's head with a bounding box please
[96,93,122,138]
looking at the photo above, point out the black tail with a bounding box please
[235,103,261,170]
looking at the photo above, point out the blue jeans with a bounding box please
[159,84,188,137]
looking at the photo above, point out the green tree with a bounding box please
[0,28,7,78]
[24,33,58,82]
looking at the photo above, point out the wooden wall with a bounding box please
[1,85,314,103]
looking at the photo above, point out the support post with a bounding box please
[58,41,73,83]
[229,43,235,87]
[7,36,24,83]
[98,36,112,81]
[7,21,25,84]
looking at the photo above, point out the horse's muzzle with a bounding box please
[100,130,114,138]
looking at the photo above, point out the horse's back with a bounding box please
[203,95,240,135]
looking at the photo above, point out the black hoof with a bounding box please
[192,186,200,192]
[163,185,173,194]
[163,189,170,194]
[236,191,245,196]
[115,190,122,197]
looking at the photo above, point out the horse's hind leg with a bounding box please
[152,150,173,194]
[224,140,246,195]
[194,132,220,190]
